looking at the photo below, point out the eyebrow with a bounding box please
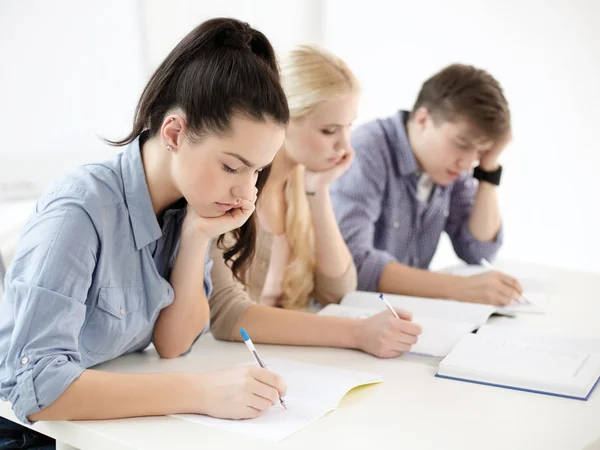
[322,120,356,128]
[224,152,272,170]
[224,152,256,168]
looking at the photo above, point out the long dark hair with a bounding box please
[110,17,289,281]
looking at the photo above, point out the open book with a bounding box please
[436,333,600,400]
[476,324,600,357]
[317,291,504,357]
[172,358,382,442]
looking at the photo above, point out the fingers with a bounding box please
[238,406,262,420]
[394,317,422,337]
[250,367,287,398]
[340,149,355,167]
[395,331,419,346]
[230,198,256,217]
[246,377,280,406]
[494,272,523,295]
[246,391,275,412]
[377,343,412,359]
[493,287,516,305]
[392,342,412,353]
[393,307,413,321]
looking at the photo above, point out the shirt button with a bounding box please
[120,308,125,316]
[443,209,449,217]
[20,357,29,365]
[393,222,400,229]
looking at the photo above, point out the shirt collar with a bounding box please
[120,134,163,251]
[393,110,421,177]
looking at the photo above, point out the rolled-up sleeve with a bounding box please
[331,128,397,292]
[444,176,503,264]
[0,200,99,424]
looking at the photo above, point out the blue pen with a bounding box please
[240,328,287,410]
[379,293,400,319]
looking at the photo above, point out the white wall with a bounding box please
[0,1,146,199]
[0,0,322,201]
[324,0,600,274]
[140,0,323,70]
[2,0,598,275]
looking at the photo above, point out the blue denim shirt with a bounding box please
[0,136,213,424]
[331,110,503,292]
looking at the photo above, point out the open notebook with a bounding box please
[436,333,600,400]
[172,358,382,442]
[476,324,600,356]
[319,303,477,357]
[317,291,504,357]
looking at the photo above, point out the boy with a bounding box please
[331,64,522,305]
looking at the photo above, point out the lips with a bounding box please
[447,170,460,180]
[215,202,235,212]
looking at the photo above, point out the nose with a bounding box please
[231,174,257,203]
[334,127,352,152]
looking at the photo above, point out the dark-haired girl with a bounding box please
[0,18,288,430]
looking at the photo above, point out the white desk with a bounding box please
[2,261,600,450]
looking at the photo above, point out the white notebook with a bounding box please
[436,333,600,400]
[494,293,548,315]
[172,358,382,442]
[340,291,499,326]
[318,302,478,357]
[476,324,600,355]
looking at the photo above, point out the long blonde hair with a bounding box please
[278,44,359,309]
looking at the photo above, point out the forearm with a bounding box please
[468,180,501,242]
[29,370,196,421]
[234,304,360,348]
[308,186,353,277]
[154,234,211,358]
[378,262,462,299]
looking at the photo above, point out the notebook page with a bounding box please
[441,334,589,383]
[410,316,477,357]
[495,293,548,314]
[172,358,382,442]
[318,305,476,357]
[174,396,320,442]
[477,324,600,355]
[318,303,377,320]
[341,291,496,326]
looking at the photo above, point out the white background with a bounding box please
[1,0,599,274]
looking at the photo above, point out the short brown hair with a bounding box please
[411,64,510,140]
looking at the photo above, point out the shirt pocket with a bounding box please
[80,287,145,356]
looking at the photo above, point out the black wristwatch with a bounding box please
[473,165,502,186]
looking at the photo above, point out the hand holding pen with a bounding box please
[480,259,530,305]
[240,328,288,410]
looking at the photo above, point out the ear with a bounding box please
[161,114,186,151]
[413,107,430,131]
